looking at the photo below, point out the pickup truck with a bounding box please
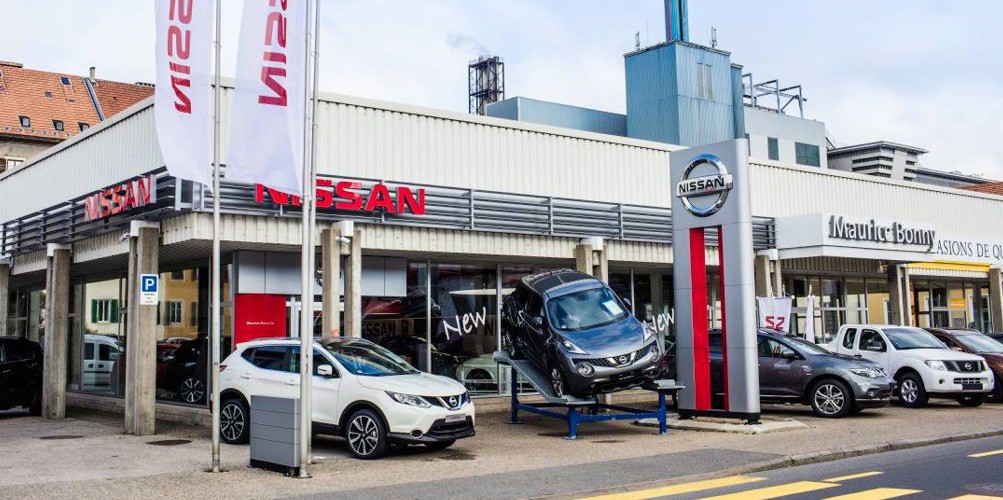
[826,324,994,408]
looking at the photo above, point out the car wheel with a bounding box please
[503,330,521,359]
[550,365,566,398]
[220,398,250,444]
[466,369,493,391]
[957,394,986,407]
[988,375,1002,404]
[345,409,388,460]
[179,377,206,404]
[810,379,852,418]
[28,389,42,416]
[425,439,456,451]
[898,373,928,408]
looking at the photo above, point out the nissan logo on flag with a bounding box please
[675,154,734,217]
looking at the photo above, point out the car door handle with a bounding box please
[284,380,297,386]
[87,364,94,368]
[239,375,252,380]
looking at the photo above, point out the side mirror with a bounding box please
[951,346,963,352]
[622,296,632,308]
[533,316,544,329]
[782,351,798,361]
[317,365,334,377]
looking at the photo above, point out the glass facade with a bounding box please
[910,279,990,331]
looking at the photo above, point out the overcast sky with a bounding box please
[4,0,1001,178]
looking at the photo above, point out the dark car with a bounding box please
[159,336,232,404]
[501,269,660,398]
[706,329,895,417]
[989,333,1003,344]
[926,328,1003,404]
[0,338,43,414]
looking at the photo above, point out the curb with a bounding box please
[548,428,1003,499]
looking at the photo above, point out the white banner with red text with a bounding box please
[756,296,793,333]
[154,0,214,186]
[226,0,308,195]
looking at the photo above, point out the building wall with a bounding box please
[0,139,52,168]
[744,107,827,167]
[485,97,627,137]
[828,145,919,180]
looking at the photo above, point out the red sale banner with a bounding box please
[234,294,287,345]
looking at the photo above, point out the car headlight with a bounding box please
[850,368,883,379]
[925,360,948,371]
[643,324,656,342]
[561,338,588,355]
[386,391,432,408]
[577,362,595,377]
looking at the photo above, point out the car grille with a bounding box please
[423,393,469,410]
[953,377,985,385]
[577,344,654,368]
[426,418,474,439]
[947,360,985,373]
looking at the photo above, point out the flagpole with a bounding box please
[210,0,223,474]
[298,0,318,478]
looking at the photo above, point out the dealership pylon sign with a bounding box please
[671,139,760,422]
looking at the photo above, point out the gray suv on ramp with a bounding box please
[708,329,895,418]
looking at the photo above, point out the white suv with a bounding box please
[827,324,994,408]
[218,337,475,459]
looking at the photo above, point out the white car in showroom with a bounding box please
[218,337,475,459]
[827,324,994,408]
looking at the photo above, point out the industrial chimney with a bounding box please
[665,0,689,42]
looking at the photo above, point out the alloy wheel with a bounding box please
[180,378,205,404]
[900,379,918,404]
[347,415,380,457]
[220,402,245,443]
[813,383,846,415]
[550,367,564,398]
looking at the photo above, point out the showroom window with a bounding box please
[787,276,889,343]
[610,270,675,349]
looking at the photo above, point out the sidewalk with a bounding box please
[2,402,1002,499]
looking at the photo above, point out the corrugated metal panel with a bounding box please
[907,268,988,279]
[488,97,627,137]
[73,232,129,264]
[750,162,1003,240]
[0,102,160,223]
[11,250,45,275]
[625,45,680,144]
[781,257,884,275]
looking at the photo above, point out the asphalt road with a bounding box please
[582,436,1003,499]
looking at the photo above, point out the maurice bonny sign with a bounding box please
[828,215,1003,262]
[83,174,157,222]
[255,180,426,215]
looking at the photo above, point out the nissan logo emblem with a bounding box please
[448,396,458,407]
[618,355,629,365]
[964,362,972,370]
[675,154,734,217]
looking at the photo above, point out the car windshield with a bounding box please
[321,340,419,376]
[884,328,946,350]
[955,334,1003,354]
[783,335,832,355]
[546,286,627,331]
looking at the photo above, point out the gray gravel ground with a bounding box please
[1,401,1001,499]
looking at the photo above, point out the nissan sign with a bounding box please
[675,154,733,217]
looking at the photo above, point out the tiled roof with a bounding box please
[961,182,1003,197]
[0,61,151,143]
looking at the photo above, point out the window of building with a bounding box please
[167,301,183,325]
[53,120,64,131]
[190,302,198,327]
[18,116,30,128]
[44,91,53,98]
[92,299,119,323]
[170,270,185,281]
[795,142,821,167]
[78,122,89,132]
[60,76,71,85]
[767,137,779,161]
[695,63,714,100]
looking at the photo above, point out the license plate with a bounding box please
[445,414,466,423]
[962,383,983,391]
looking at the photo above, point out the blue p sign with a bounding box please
[140,274,158,293]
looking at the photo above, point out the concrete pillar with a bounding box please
[343,227,363,338]
[900,266,912,327]
[574,244,593,275]
[42,244,71,419]
[771,259,783,297]
[320,226,343,337]
[575,238,608,282]
[0,260,9,338]
[887,264,912,326]
[125,222,159,436]
[990,267,1003,332]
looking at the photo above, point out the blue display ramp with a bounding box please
[493,351,684,439]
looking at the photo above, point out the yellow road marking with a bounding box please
[823,471,884,483]
[823,488,921,499]
[968,449,1003,458]
[699,481,840,500]
[948,496,1003,499]
[578,475,766,500]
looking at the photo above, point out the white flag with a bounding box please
[757,296,793,333]
[154,0,214,186]
[804,295,817,343]
[226,0,307,195]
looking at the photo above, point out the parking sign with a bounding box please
[140,274,159,305]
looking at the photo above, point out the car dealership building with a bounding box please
[4,34,1003,421]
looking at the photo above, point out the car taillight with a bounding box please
[219,365,227,372]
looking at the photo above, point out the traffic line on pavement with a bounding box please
[948,495,1003,499]
[968,449,1003,458]
[823,471,884,483]
[578,475,766,500]
[822,487,922,499]
[698,481,840,500]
